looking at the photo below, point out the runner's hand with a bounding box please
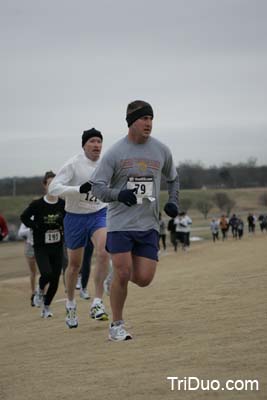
[164,202,178,218]
[79,182,92,193]
[118,189,137,207]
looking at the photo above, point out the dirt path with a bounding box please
[0,235,266,399]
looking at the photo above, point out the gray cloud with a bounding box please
[1,0,267,177]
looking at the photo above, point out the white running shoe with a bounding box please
[76,275,82,290]
[90,301,108,321]
[109,321,133,342]
[33,288,44,308]
[41,306,53,318]
[80,288,90,300]
[65,306,78,328]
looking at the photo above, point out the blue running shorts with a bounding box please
[64,208,107,250]
[106,229,159,261]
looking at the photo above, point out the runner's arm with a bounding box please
[90,156,120,202]
[162,148,179,208]
[166,175,179,207]
[20,202,37,229]
[48,164,80,196]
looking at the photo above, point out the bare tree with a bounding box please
[213,192,228,210]
[180,198,193,212]
[213,192,236,216]
[196,199,213,219]
[258,192,267,208]
[225,198,236,216]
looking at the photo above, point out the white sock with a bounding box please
[111,320,124,327]
[66,299,76,309]
[92,297,102,307]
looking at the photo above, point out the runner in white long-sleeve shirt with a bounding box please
[49,128,109,328]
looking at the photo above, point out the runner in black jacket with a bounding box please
[20,171,65,318]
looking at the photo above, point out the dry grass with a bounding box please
[1,187,267,226]
[0,233,266,400]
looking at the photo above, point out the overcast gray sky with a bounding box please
[1,0,266,178]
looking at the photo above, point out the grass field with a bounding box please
[0,195,38,225]
[1,187,266,228]
[0,233,266,399]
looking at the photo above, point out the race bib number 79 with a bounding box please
[127,176,154,199]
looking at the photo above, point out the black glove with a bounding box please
[164,202,178,218]
[79,182,92,193]
[118,189,137,207]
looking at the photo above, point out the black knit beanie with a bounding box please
[82,128,103,147]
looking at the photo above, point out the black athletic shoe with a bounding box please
[31,294,35,307]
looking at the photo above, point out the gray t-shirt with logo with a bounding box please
[91,136,179,232]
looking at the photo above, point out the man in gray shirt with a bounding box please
[91,100,179,341]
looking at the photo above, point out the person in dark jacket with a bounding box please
[229,214,239,239]
[167,217,177,251]
[21,171,65,318]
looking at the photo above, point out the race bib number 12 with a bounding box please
[79,191,98,208]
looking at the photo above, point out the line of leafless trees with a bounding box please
[176,159,267,189]
[180,191,267,219]
[1,160,267,197]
